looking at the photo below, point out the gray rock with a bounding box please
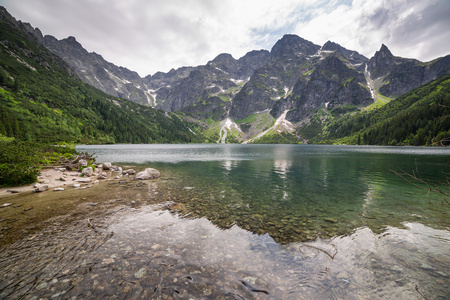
[134,267,147,279]
[103,162,112,170]
[76,178,92,183]
[71,184,81,188]
[53,188,64,191]
[134,168,161,180]
[34,184,49,192]
[78,159,88,167]
[81,167,93,177]
[122,169,136,175]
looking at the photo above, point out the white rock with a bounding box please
[33,184,48,192]
[123,169,136,175]
[81,167,93,177]
[71,184,81,188]
[134,168,161,180]
[53,188,64,191]
[76,178,92,183]
[103,162,112,170]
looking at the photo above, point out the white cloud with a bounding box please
[1,0,449,76]
[294,0,450,60]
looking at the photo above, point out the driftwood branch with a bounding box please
[391,162,449,205]
[300,244,338,259]
[415,284,428,300]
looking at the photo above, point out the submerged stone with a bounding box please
[324,218,338,223]
[134,267,147,279]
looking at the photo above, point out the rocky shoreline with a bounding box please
[0,160,160,199]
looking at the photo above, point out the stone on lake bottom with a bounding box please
[53,188,64,191]
[134,268,147,279]
[324,218,338,223]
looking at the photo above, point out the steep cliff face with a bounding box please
[144,50,271,116]
[230,35,371,122]
[229,35,321,120]
[40,35,152,105]
[367,44,450,97]
[279,54,372,122]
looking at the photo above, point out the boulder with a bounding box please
[103,162,112,170]
[123,169,136,175]
[54,188,64,192]
[81,167,93,177]
[34,184,49,193]
[134,168,161,180]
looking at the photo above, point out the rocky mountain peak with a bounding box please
[62,36,84,49]
[270,34,320,58]
[207,53,239,75]
[321,40,367,69]
[367,44,396,78]
[379,44,393,57]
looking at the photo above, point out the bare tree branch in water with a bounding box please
[415,284,428,300]
[431,137,450,147]
[391,160,449,205]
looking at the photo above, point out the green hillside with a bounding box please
[0,19,206,144]
[303,75,450,146]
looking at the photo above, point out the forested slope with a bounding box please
[0,17,206,144]
[313,75,450,146]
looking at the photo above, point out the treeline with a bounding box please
[313,75,450,146]
[0,19,206,144]
[252,132,301,144]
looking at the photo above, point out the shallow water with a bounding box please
[1,144,449,299]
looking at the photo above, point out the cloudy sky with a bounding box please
[1,0,449,77]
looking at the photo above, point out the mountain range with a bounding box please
[0,7,205,144]
[1,6,449,145]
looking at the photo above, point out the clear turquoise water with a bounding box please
[1,144,449,299]
[79,144,450,241]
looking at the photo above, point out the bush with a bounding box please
[0,139,81,187]
[0,139,41,186]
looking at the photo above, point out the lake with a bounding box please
[1,144,449,299]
